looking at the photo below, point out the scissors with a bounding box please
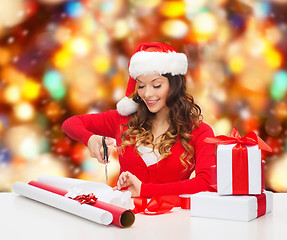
[102,136,109,185]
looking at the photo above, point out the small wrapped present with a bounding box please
[204,128,272,195]
[190,191,273,222]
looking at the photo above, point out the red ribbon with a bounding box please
[204,127,272,152]
[204,128,272,194]
[70,193,98,205]
[255,193,267,217]
[133,195,190,214]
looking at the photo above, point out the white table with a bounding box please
[1,193,286,240]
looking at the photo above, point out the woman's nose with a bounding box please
[143,86,154,98]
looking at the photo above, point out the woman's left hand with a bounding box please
[114,171,142,197]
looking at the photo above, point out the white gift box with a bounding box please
[217,144,262,195]
[190,191,273,222]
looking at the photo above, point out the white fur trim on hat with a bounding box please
[116,96,138,116]
[129,51,188,79]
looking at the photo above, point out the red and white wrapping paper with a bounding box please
[13,182,113,225]
[217,144,262,195]
[37,175,134,209]
[190,191,273,222]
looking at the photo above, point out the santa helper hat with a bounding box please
[116,42,188,116]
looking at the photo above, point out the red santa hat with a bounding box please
[116,42,188,116]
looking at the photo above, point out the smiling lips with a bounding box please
[146,99,159,106]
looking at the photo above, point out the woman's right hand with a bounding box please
[87,135,114,164]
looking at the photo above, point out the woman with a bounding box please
[62,42,216,197]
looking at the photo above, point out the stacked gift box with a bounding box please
[190,128,273,221]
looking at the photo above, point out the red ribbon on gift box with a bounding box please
[256,192,267,217]
[204,128,272,194]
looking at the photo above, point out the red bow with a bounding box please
[132,196,181,215]
[204,127,272,152]
[70,193,98,205]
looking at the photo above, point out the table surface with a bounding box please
[1,192,286,240]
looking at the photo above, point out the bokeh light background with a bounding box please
[0,0,286,192]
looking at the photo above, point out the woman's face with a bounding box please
[136,74,170,114]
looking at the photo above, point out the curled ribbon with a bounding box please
[133,195,186,215]
[70,193,98,205]
[204,127,272,152]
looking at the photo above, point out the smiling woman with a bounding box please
[62,42,216,198]
[136,74,170,114]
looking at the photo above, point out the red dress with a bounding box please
[62,110,216,197]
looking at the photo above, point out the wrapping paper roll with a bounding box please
[13,182,113,225]
[38,175,134,209]
[28,181,135,228]
[38,175,87,189]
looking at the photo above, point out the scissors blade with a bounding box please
[105,163,108,185]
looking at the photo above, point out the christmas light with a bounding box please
[270,70,287,101]
[22,80,41,100]
[4,85,21,104]
[161,19,188,39]
[43,70,67,100]
[160,1,185,18]
[14,102,35,121]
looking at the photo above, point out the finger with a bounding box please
[117,173,128,189]
[93,150,105,164]
[105,137,114,145]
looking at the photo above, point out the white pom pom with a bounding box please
[116,96,138,116]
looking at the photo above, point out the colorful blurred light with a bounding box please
[82,16,97,34]
[0,148,11,163]
[22,80,41,100]
[270,70,287,101]
[254,1,271,19]
[161,19,188,39]
[53,48,72,69]
[130,0,161,9]
[264,47,282,69]
[228,56,245,74]
[0,48,10,65]
[5,124,48,160]
[113,19,130,39]
[100,0,115,13]
[275,101,287,120]
[69,37,91,57]
[185,0,208,17]
[0,0,26,28]
[268,153,287,192]
[213,118,232,136]
[14,102,35,121]
[65,1,84,18]
[160,1,185,18]
[44,101,63,122]
[54,26,72,44]
[4,85,21,104]
[192,12,217,42]
[93,55,111,74]
[43,70,67,100]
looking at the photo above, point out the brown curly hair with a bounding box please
[118,73,202,170]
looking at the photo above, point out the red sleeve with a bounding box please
[62,110,124,146]
[140,123,216,197]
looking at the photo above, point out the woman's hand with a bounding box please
[87,135,114,164]
[114,171,142,197]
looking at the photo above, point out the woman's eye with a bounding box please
[154,85,161,88]
[138,85,144,89]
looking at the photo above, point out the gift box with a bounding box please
[204,128,272,195]
[217,144,262,194]
[190,191,273,222]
